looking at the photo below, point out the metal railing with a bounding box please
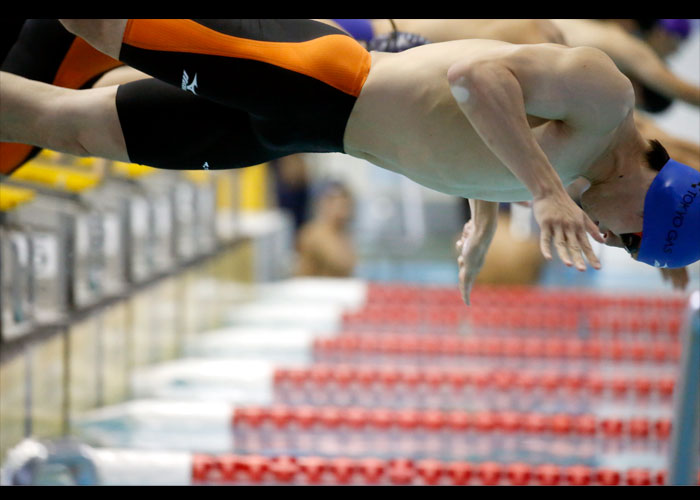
[668,289,700,485]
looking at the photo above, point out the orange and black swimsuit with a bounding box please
[113,19,372,170]
[2,19,372,173]
[0,19,124,176]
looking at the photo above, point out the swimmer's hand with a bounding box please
[660,267,689,290]
[456,220,489,305]
[532,191,604,271]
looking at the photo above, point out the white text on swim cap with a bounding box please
[664,185,697,254]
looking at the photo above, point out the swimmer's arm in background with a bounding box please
[446,46,609,271]
[588,24,700,107]
[634,113,700,170]
[456,199,499,305]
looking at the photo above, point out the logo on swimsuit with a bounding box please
[203,162,210,170]
[181,70,198,95]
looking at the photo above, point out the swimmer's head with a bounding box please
[658,19,693,40]
[631,18,693,39]
[582,140,700,268]
[646,19,694,57]
[314,180,354,226]
[634,157,700,268]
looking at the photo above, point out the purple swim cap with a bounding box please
[331,19,374,41]
[658,19,692,39]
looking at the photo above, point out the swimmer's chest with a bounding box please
[394,116,589,199]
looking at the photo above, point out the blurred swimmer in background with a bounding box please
[334,19,699,112]
[295,181,357,278]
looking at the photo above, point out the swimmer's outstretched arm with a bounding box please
[588,24,700,107]
[634,113,700,169]
[456,199,499,305]
[446,45,625,270]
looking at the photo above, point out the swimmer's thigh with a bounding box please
[0,72,127,162]
[116,78,286,170]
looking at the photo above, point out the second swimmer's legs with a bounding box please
[1,70,296,170]
[59,19,128,60]
[0,71,129,161]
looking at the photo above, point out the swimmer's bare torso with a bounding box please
[344,39,635,202]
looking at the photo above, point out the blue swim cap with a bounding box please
[637,159,700,268]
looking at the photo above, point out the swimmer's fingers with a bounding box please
[585,215,606,244]
[457,249,470,305]
[553,224,574,268]
[462,284,473,306]
[565,226,590,272]
[578,227,602,270]
[534,194,604,268]
[458,261,476,306]
[539,223,553,261]
[455,222,471,253]
[462,219,475,239]
[457,256,468,304]
[541,219,601,271]
[456,219,475,258]
[457,250,479,306]
[456,219,485,306]
[564,226,586,271]
[539,222,570,264]
[456,228,468,304]
[569,216,602,270]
